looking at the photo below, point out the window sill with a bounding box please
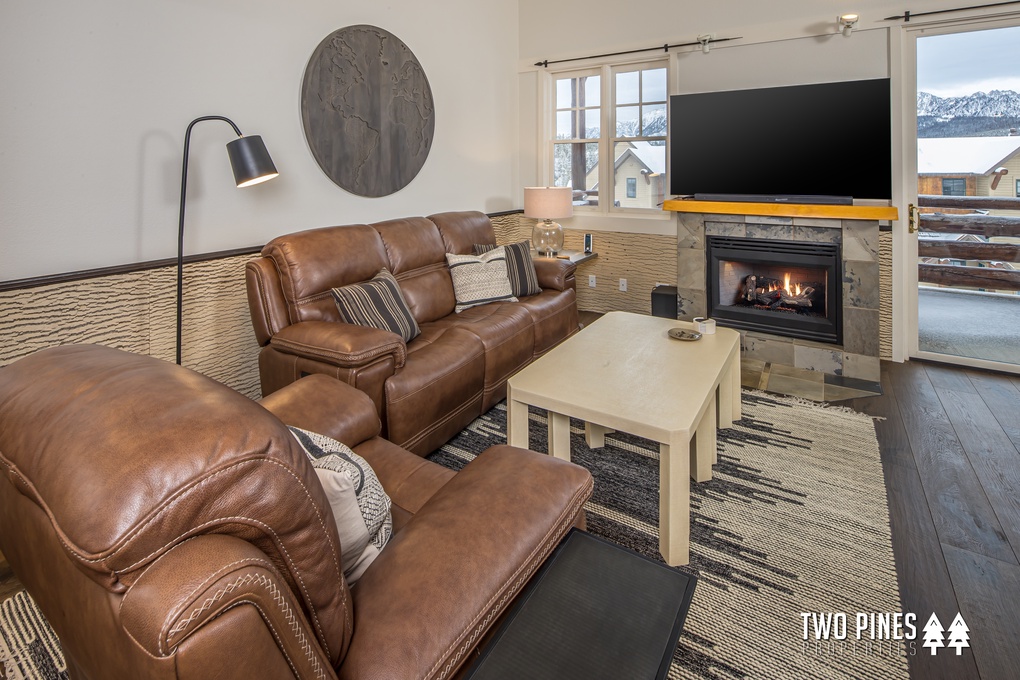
[560,212,676,236]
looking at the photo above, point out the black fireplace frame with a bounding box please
[706,236,842,344]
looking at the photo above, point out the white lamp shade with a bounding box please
[524,187,573,220]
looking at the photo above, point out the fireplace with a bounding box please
[707,236,842,344]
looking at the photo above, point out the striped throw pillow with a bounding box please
[473,241,542,297]
[331,268,420,342]
[446,249,518,313]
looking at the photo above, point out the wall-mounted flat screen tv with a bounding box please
[668,78,892,202]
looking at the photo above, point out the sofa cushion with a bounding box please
[425,302,536,410]
[387,328,486,455]
[340,445,593,680]
[429,210,497,254]
[291,428,393,583]
[474,241,542,297]
[446,250,518,313]
[352,436,456,534]
[517,288,580,356]
[262,224,389,324]
[331,268,420,343]
[372,217,456,324]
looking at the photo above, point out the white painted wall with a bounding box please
[0,0,519,281]
[518,0,960,62]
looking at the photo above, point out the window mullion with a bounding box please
[601,64,612,214]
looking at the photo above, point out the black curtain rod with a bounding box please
[884,0,1020,21]
[534,36,742,68]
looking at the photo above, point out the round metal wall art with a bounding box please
[301,25,435,197]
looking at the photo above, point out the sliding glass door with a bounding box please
[901,18,1020,373]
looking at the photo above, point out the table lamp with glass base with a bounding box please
[524,186,573,257]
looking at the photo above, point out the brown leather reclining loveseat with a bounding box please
[0,345,593,679]
[246,211,579,456]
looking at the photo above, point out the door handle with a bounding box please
[908,203,917,234]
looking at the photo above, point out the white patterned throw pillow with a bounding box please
[446,249,518,313]
[290,427,392,583]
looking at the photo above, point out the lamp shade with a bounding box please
[226,135,279,187]
[523,186,573,220]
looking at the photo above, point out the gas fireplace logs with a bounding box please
[742,275,819,311]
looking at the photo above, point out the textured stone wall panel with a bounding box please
[509,216,677,315]
[0,254,261,399]
[0,274,153,363]
[879,232,893,360]
[490,213,527,245]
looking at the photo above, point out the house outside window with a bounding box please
[942,178,966,196]
[551,60,668,213]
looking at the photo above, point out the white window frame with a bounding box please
[550,66,603,209]
[546,57,670,217]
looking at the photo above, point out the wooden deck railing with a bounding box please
[916,195,1020,292]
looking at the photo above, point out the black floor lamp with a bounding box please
[176,116,278,365]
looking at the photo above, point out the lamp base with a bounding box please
[532,219,564,257]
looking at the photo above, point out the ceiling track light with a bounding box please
[697,34,715,54]
[838,13,860,37]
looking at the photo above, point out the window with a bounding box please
[942,178,966,196]
[1016,178,1020,198]
[551,60,668,213]
[612,65,667,209]
[553,71,600,205]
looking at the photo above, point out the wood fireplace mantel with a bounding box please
[663,199,898,221]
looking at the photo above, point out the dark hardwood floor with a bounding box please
[848,360,1020,680]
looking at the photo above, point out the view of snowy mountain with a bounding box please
[918,90,1020,118]
[917,90,1020,137]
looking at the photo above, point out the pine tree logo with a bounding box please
[947,613,970,655]
[922,612,945,655]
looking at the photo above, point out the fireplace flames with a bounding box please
[742,273,818,312]
[764,273,803,297]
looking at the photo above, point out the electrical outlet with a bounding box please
[588,274,596,288]
[619,278,627,292]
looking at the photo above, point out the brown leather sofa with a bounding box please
[0,345,592,680]
[246,211,579,456]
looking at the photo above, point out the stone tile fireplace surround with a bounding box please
[675,211,882,383]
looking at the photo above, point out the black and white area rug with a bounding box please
[428,391,910,680]
[0,591,65,680]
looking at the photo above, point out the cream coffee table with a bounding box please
[507,311,741,566]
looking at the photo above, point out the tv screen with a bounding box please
[668,78,892,201]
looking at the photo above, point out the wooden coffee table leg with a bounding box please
[547,412,572,460]
[507,394,530,449]
[718,348,741,429]
[693,396,717,478]
[718,380,733,430]
[584,422,613,449]
[659,437,690,566]
[731,344,742,423]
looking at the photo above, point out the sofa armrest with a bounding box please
[533,257,577,291]
[121,534,341,679]
[260,374,382,446]
[246,257,291,347]
[340,445,592,680]
[270,321,407,370]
